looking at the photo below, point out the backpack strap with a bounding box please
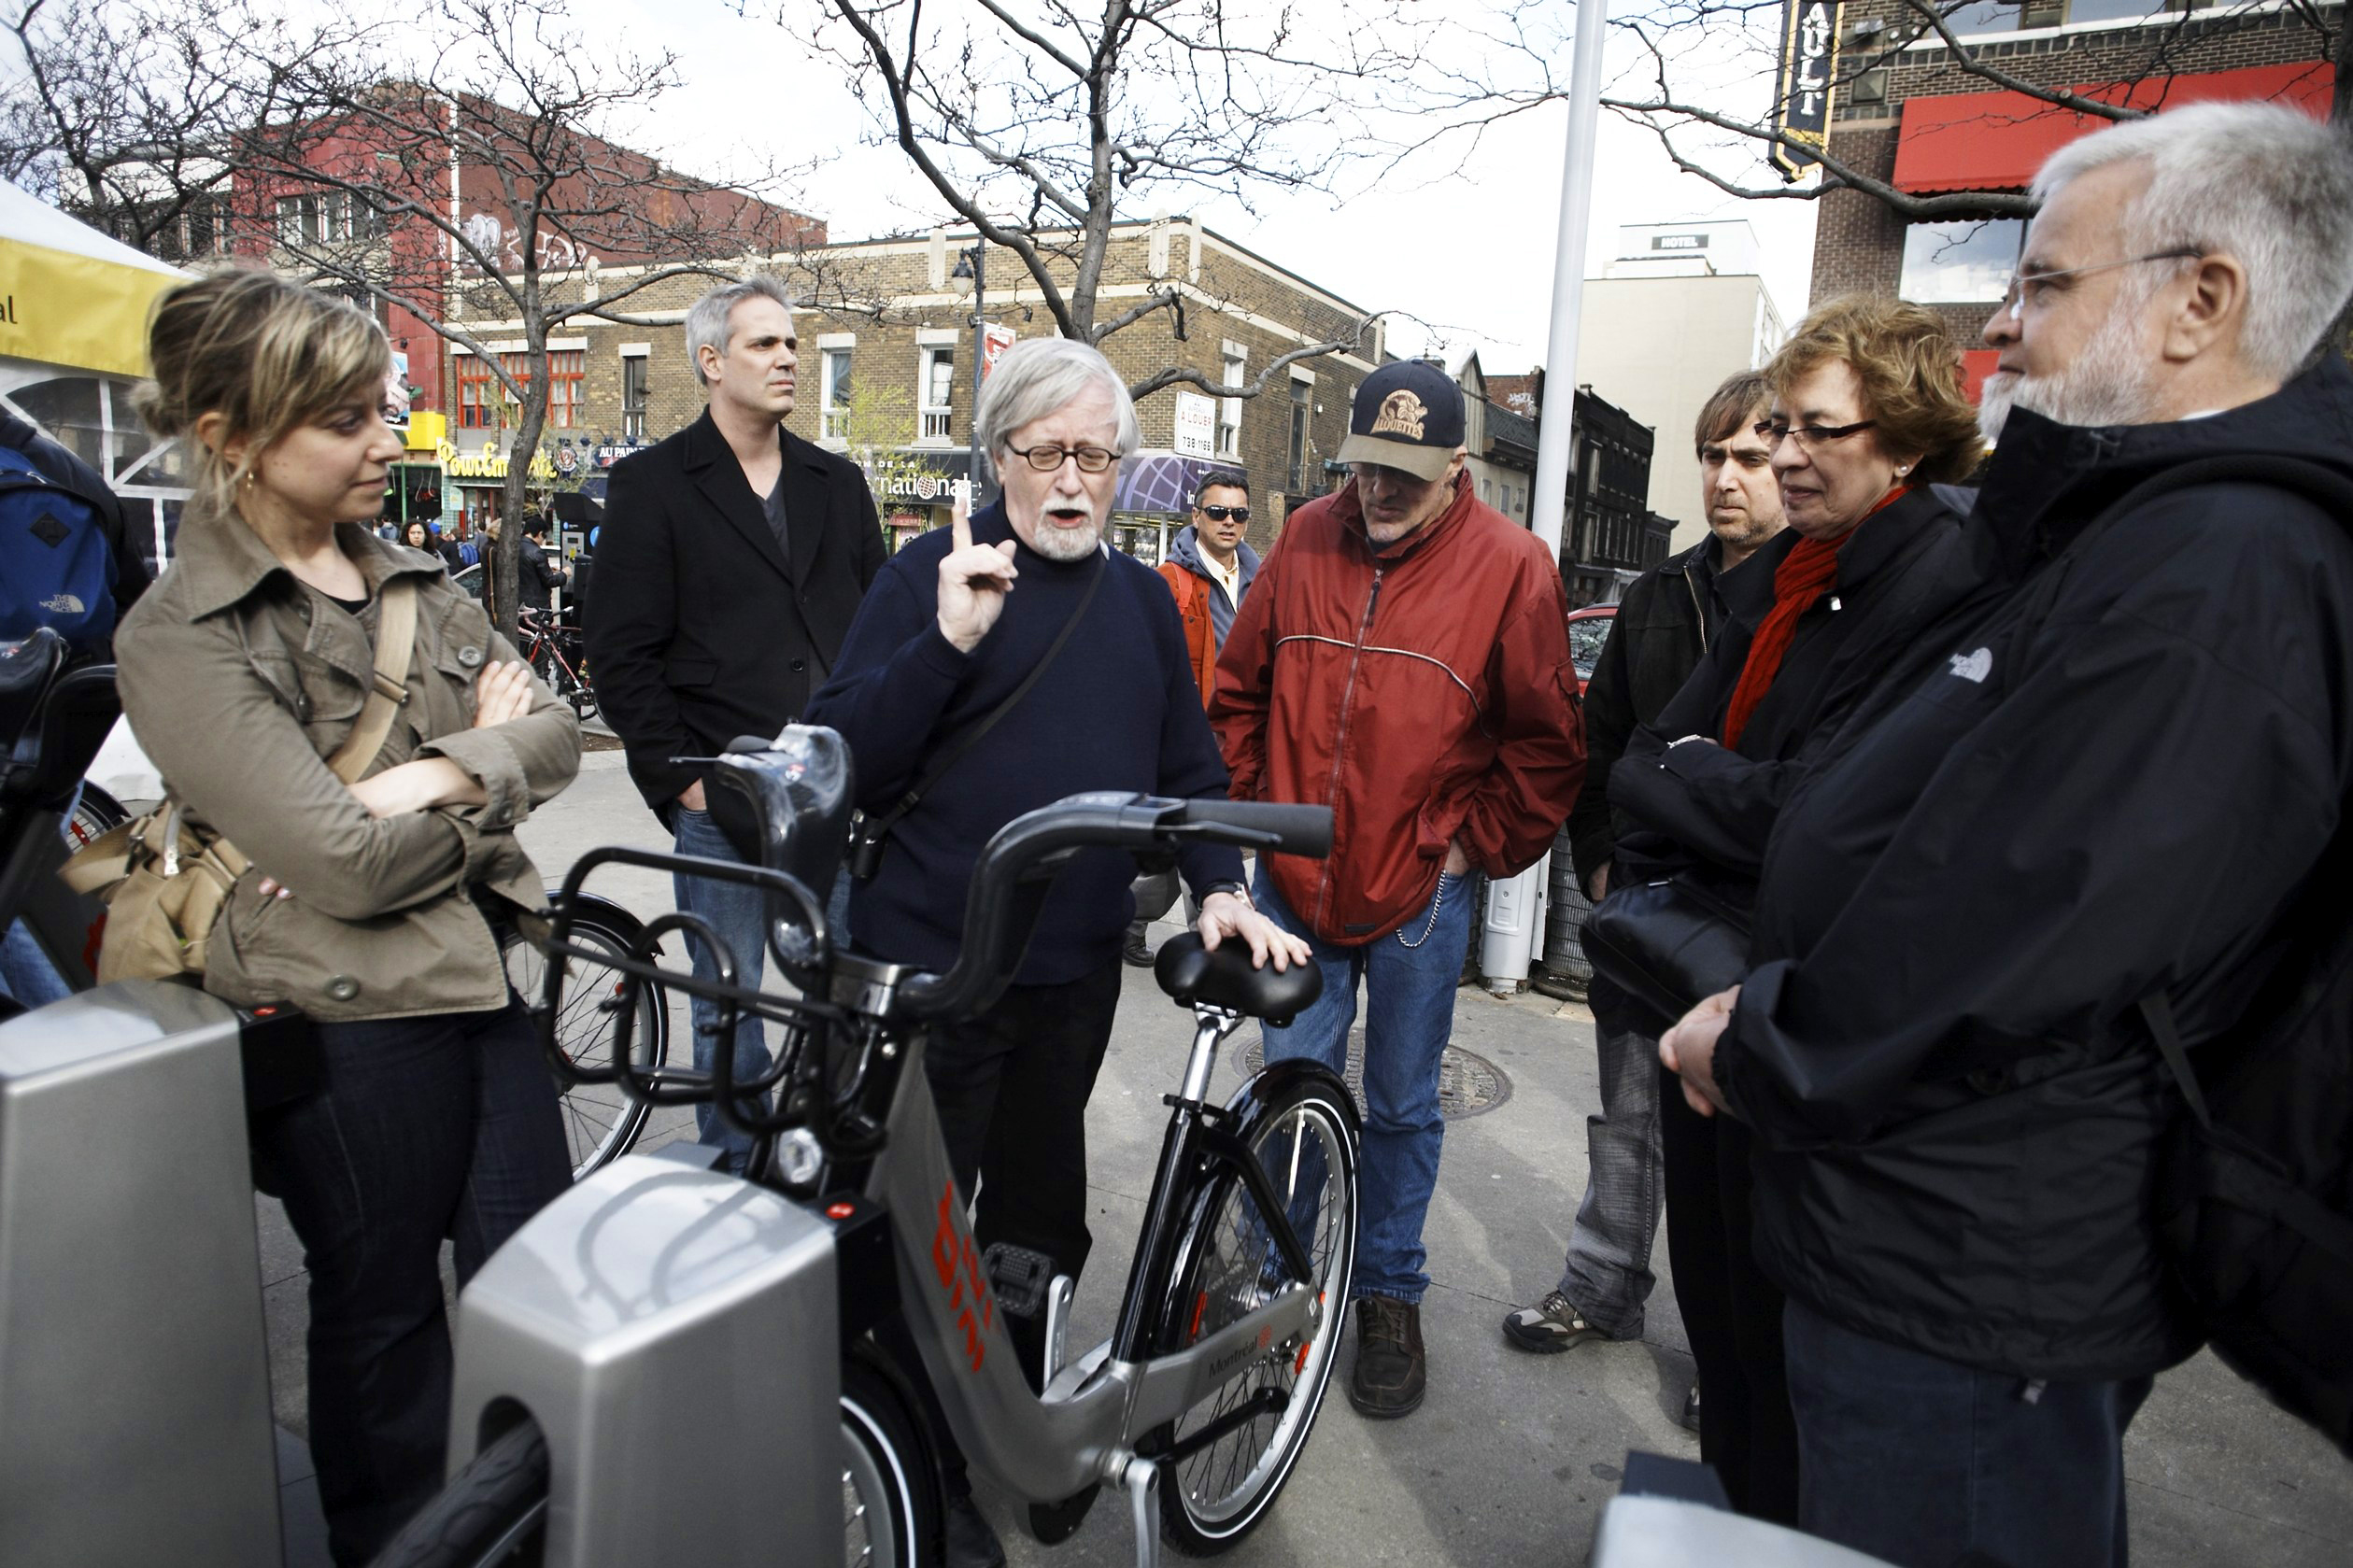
[323,576,421,784]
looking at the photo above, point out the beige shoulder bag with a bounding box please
[63,578,421,984]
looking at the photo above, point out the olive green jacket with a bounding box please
[114,505,582,1021]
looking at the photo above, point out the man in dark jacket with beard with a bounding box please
[1661,103,2353,1568]
[1502,372,1781,1373]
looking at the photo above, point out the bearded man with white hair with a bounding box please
[805,336,1302,1567]
[1654,102,2353,1568]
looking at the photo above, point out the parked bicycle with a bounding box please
[514,606,595,721]
[374,725,1360,1568]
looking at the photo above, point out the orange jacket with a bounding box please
[1210,474,1586,944]
[1156,560,1218,708]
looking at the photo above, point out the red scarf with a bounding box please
[1721,487,1908,750]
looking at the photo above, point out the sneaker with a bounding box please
[1350,1295,1425,1418]
[1501,1290,1613,1354]
[1680,1380,1702,1433]
[1121,921,1154,968]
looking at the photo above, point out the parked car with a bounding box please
[1566,603,1616,697]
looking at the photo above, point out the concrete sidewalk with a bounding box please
[256,753,2353,1565]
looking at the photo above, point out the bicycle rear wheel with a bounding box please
[498,896,671,1178]
[62,783,128,850]
[1151,1063,1359,1555]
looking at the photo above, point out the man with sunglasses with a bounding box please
[1124,470,1265,964]
[1212,360,1585,1419]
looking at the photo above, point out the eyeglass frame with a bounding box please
[1005,442,1120,474]
[2001,248,2204,320]
[1196,502,1252,522]
[1757,417,1878,450]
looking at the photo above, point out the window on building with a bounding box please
[1899,219,2023,304]
[456,355,498,430]
[919,346,956,443]
[821,348,853,442]
[276,194,318,248]
[621,355,648,442]
[1937,0,2180,37]
[1288,379,1311,493]
[1217,347,1245,458]
[545,349,583,429]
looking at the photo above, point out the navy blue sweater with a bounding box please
[803,501,1241,984]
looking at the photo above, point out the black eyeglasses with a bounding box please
[1759,417,1878,450]
[1198,503,1251,522]
[1007,443,1119,473]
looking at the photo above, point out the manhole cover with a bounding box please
[1235,1027,1511,1120]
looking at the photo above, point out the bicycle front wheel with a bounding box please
[499,896,671,1178]
[1152,1062,1359,1555]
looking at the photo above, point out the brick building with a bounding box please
[446,217,1384,557]
[1809,0,2338,390]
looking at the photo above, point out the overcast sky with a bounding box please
[550,0,1817,374]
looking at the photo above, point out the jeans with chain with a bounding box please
[1254,863,1471,1305]
[1552,985,1665,1338]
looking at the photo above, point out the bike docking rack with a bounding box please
[416,736,1358,1568]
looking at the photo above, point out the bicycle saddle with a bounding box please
[0,629,66,756]
[0,630,117,809]
[1153,932,1323,1025]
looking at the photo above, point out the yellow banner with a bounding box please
[0,236,177,379]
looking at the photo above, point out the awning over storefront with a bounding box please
[1892,62,2334,195]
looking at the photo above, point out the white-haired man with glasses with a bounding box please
[806,335,1302,1568]
[1658,103,2353,1568]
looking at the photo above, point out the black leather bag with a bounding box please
[1582,875,1752,1033]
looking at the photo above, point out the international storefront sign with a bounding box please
[866,449,973,505]
[1771,0,1841,181]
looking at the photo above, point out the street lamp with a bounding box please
[950,242,992,504]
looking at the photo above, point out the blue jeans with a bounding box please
[1254,863,1471,1305]
[253,999,569,1565]
[672,806,852,1165]
[1782,1294,2153,1568]
[1555,1003,1664,1339]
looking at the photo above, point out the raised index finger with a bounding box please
[950,481,972,551]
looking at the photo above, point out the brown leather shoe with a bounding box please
[1350,1295,1425,1418]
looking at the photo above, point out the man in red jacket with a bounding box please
[1212,360,1585,1417]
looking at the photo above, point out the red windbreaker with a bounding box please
[1211,473,1585,945]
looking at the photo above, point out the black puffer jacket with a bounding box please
[1719,357,2353,1381]
[1566,535,1743,892]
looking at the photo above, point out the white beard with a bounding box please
[1980,293,2158,443]
[1025,511,1103,561]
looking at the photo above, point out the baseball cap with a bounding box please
[1337,361,1467,483]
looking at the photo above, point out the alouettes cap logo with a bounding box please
[1369,390,1428,441]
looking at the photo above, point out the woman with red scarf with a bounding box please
[1607,296,1984,1526]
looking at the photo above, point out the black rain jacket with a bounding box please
[1718,357,2353,1381]
[1611,486,1972,881]
[1566,534,1740,892]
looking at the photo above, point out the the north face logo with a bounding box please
[1369,390,1427,440]
[1949,647,1992,684]
[40,592,85,614]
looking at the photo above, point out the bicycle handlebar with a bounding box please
[892,790,1332,1024]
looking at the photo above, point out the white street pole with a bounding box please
[1483,0,1609,994]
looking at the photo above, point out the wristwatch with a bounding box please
[1201,880,1253,908]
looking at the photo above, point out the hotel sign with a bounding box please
[1771,0,1842,181]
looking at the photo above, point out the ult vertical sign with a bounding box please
[1771,0,1842,180]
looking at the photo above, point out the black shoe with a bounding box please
[1680,1380,1702,1434]
[944,1493,1006,1568]
[1350,1295,1425,1418]
[1500,1290,1612,1354]
[1121,922,1155,968]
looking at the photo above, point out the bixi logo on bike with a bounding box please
[933,1181,996,1372]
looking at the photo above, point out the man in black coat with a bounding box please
[587,274,886,1165]
[1503,373,1780,1370]
[1661,104,2353,1568]
[517,514,569,612]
